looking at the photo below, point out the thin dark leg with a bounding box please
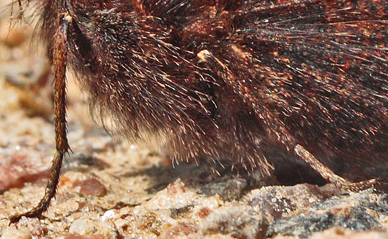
[294,144,378,191]
[10,13,72,223]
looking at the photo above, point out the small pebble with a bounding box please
[76,177,107,197]
[0,227,32,239]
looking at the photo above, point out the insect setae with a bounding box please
[5,0,388,222]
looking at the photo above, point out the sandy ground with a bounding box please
[0,2,388,238]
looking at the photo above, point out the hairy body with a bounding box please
[9,0,388,221]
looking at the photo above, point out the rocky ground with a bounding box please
[0,2,388,238]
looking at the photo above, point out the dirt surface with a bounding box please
[1,2,388,238]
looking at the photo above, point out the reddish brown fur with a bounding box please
[8,0,388,222]
[34,0,388,179]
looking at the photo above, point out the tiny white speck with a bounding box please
[101,209,116,221]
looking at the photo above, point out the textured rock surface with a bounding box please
[1,2,388,238]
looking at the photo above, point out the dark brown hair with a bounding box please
[9,0,388,222]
